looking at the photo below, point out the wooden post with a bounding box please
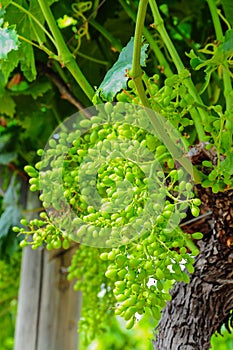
[14,245,43,350]
[36,246,82,350]
[14,193,81,350]
[14,246,81,350]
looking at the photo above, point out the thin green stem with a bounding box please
[52,61,70,85]
[207,0,224,40]
[89,19,122,52]
[129,0,150,107]
[11,1,56,46]
[149,0,206,141]
[18,35,57,59]
[207,0,233,111]
[76,51,109,66]
[149,0,184,73]
[119,0,173,77]
[38,0,95,101]
[130,0,148,79]
[128,0,202,182]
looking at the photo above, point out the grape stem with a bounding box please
[206,0,233,112]
[148,0,207,142]
[129,0,203,183]
[180,211,213,227]
[37,0,95,101]
[119,0,173,77]
[129,0,150,108]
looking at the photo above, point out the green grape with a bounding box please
[62,239,70,249]
[79,119,92,128]
[156,268,164,279]
[128,79,135,90]
[191,206,200,217]
[165,76,179,86]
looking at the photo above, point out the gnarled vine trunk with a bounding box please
[153,189,233,350]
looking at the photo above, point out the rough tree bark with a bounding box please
[153,188,233,350]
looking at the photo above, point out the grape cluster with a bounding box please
[18,102,196,248]
[99,214,201,329]
[201,107,233,192]
[67,219,201,337]
[127,75,233,193]
[127,72,195,137]
[14,212,71,250]
[68,245,116,343]
[15,101,203,340]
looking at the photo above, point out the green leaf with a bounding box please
[0,49,20,84]
[19,41,36,81]
[11,78,52,99]
[4,3,37,81]
[0,25,19,59]
[187,50,205,69]
[0,72,5,96]
[0,91,16,117]
[57,15,77,29]
[0,174,21,239]
[220,153,233,175]
[97,37,148,100]
[0,1,12,7]
[9,80,29,92]
[0,152,17,165]
[0,206,20,238]
[221,131,232,153]
[28,0,46,43]
[222,0,233,27]
[202,160,213,167]
[219,29,233,58]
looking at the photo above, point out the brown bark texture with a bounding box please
[153,188,233,350]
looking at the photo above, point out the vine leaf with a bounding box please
[222,0,233,27]
[96,37,148,101]
[221,153,233,176]
[0,152,17,165]
[0,174,21,239]
[219,29,233,58]
[2,4,37,82]
[9,79,52,99]
[0,91,16,117]
[0,10,19,60]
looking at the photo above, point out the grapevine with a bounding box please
[3,0,232,347]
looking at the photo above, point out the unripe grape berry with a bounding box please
[125,317,135,329]
[62,239,70,249]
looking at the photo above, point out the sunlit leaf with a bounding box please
[97,37,148,101]
[57,15,77,29]
[0,25,19,60]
